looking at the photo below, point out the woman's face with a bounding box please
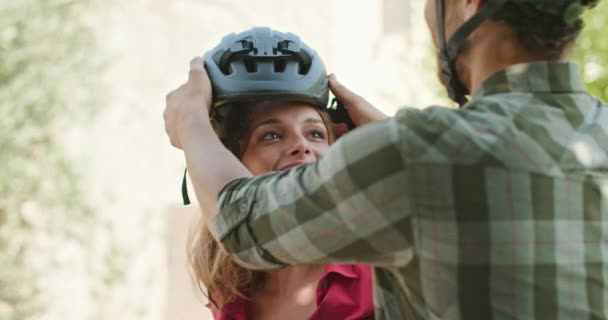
[240,102,330,175]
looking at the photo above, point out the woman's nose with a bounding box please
[289,138,312,156]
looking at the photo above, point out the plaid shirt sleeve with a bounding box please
[212,106,465,270]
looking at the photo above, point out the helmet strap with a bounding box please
[436,0,508,106]
[181,168,190,205]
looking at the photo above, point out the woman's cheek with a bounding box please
[251,145,279,173]
[264,145,282,170]
[316,143,330,157]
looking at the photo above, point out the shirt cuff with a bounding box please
[213,196,252,241]
[213,178,253,241]
[212,176,287,269]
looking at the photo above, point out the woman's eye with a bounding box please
[309,130,326,140]
[260,132,281,141]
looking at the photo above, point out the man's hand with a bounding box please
[328,74,388,127]
[164,57,213,149]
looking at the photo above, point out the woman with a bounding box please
[187,27,374,320]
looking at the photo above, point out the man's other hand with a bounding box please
[164,57,213,149]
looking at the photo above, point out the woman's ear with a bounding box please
[332,123,349,139]
[464,0,485,19]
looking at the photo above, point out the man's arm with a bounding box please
[164,58,391,233]
[165,58,415,269]
[212,116,416,270]
[164,57,252,223]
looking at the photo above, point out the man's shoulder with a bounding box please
[394,96,513,130]
[391,95,543,168]
[393,101,511,143]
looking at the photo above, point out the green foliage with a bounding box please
[575,0,608,101]
[0,1,100,318]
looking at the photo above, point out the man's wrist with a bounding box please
[178,108,216,147]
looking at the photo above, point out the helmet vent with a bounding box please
[274,59,287,73]
[298,62,310,75]
[243,58,258,73]
[219,63,233,75]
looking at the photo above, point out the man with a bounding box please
[164,0,607,319]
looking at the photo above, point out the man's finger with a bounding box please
[188,56,206,83]
[328,74,365,107]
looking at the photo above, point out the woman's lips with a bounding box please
[277,161,306,171]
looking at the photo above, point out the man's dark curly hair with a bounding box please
[491,0,601,59]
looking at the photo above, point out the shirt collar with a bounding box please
[472,61,586,100]
[324,264,359,279]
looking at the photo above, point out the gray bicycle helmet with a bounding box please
[204,27,329,110]
[436,0,597,105]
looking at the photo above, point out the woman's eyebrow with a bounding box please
[252,117,323,129]
[304,118,323,124]
[251,118,280,129]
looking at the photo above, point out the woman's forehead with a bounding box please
[248,102,321,123]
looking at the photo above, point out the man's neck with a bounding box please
[459,22,568,96]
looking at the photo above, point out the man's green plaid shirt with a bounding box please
[212,62,608,319]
